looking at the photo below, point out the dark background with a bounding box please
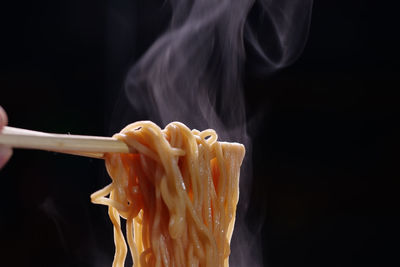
[1,1,399,266]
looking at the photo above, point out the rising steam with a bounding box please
[120,0,313,266]
[125,0,251,141]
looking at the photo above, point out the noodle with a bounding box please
[91,121,245,267]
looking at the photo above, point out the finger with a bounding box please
[0,105,8,130]
[0,146,12,169]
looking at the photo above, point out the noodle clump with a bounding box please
[91,121,245,267]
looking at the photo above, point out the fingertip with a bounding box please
[0,106,8,129]
[0,146,12,170]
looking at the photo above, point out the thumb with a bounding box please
[0,146,12,169]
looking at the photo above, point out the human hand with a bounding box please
[0,106,12,169]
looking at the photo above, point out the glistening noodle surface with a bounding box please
[91,121,245,267]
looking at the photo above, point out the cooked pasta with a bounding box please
[91,121,245,267]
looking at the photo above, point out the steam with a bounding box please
[245,0,313,74]
[124,0,251,141]
[119,0,313,266]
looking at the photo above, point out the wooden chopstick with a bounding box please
[0,126,131,159]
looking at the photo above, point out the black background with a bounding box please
[1,1,399,266]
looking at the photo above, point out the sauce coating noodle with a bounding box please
[91,121,245,267]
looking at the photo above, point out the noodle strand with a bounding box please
[91,121,245,267]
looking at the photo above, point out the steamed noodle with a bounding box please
[91,121,245,267]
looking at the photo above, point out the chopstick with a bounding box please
[0,126,131,159]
